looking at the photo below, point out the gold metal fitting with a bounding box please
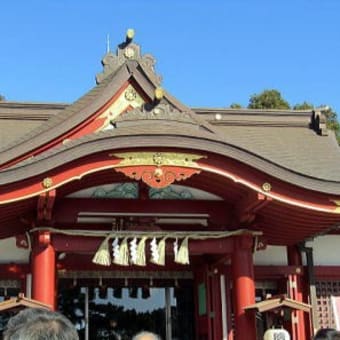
[62,138,70,145]
[42,177,53,189]
[154,87,164,101]
[154,168,163,178]
[126,28,135,41]
[262,182,272,192]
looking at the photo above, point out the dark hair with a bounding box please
[314,328,340,340]
[3,308,79,340]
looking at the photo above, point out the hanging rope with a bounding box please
[92,235,111,266]
[30,227,262,267]
[30,227,262,240]
[174,237,190,265]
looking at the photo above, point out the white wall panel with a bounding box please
[0,237,30,263]
[306,235,340,265]
[254,245,287,265]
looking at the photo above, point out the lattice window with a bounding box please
[316,280,340,328]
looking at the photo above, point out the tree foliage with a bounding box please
[0,94,5,101]
[293,101,314,110]
[248,89,290,110]
[322,106,340,141]
[233,89,339,144]
[229,103,242,109]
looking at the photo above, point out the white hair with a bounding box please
[132,331,161,340]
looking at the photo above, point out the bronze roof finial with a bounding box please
[126,28,135,43]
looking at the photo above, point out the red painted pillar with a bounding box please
[232,235,256,340]
[211,268,223,340]
[287,246,307,340]
[207,267,223,340]
[32,231,56,310]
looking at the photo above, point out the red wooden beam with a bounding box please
[52,234,234,254]
[235,192,272,224]
[254,265,304,279]
[57,253,200,271]
[52,198,230,226]
[0,264,29,279]
[37,190,56,222]
[314,266,340,279]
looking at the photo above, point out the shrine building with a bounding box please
[1,30,340,340]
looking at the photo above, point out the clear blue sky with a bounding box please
[0,1,339,113]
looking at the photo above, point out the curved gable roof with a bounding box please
[0,34,339,196]
[0,37,205,168]
[0,102,67,150]
[195,108,340,182]
[1,116,340,195]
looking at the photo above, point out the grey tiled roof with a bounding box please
[0,102,67,150]
[1,115,340,194]
[0,52,339,195]
[194,108,340,181]
[0,64,130,164]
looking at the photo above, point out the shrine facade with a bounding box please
[1,30,340,340]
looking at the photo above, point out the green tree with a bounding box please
[229,103,242,109]
[293,102,340,143]
[248,89,290,109]
[322,106,340,142]
[0,94,5,101]
[293,101,314,110]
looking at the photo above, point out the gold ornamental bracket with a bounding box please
[112,152,205,167]
[110,152,206,188]
[331,199,340,213]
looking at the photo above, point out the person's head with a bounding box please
[132,331,161,340]
[314,328,340,340]
[3,308,79,340]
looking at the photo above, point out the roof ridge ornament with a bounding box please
[96,29,162,85]
[114,102,196,124]
[310,109,328,136]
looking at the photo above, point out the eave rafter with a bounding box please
[234,191,272,224]
[37,189,56,222]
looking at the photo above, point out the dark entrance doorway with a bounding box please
[58,279,194,340]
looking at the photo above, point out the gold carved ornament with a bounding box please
[331,200,340,213]
[261,182,272,192]
[110,152,205,188]
[42,177,53,189]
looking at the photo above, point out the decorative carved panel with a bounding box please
[111,152,205,189]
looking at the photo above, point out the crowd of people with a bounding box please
[2,308,161,340]
[3,307,340,339]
